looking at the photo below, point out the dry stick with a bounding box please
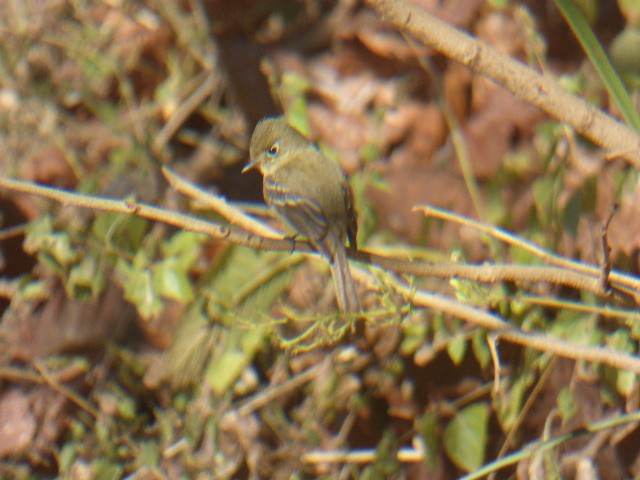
[519,295,640,323]
[416,205,590,272]
[302,444,424,465]
[5,175,640,309]
[393,281,510,330]
[161,166,281,238]
[2,175,637,305]
[498,330,640,373]
[414,205,640,301]
[364,2,640,296]
[0,223,27,241]
[365,0,640,167]
[152,72,221,157]
[2,176,631,298]
[356,253,605,296]
[236,360,326,417]
[0,176,295,253]
[599,204,618,293]
[32,360,100,419]
[387,277,640,373]
[4,177,640,373]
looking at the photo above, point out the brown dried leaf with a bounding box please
[382,103,447,168]
[464,84,544,179]
[606,183,640,257]
[0,390,36,459]
[2,283,136,361]
[370,165,480,255]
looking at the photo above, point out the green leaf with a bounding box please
[20,280,48,301]
[562,188,582,238]
[67,255,106,298]
[161,230,206,270]
[443,403,489,472]
[92,212,148,252]
[607,330,637,396]
[91,459,123,480]
[416,410,440,472]
[617,369,637,397]
[116,252,163,319]
[165,308,215,389]
[495,374,532,430]
[281,72,311,136]
[206,247,292,312]
[359,142,383,163]
[550,311,600,345]
[400,318,428,356]
[573,0,599,24]
[24,215,79,269]
[487,0,508,8]
[204,323,269,396]
[472,330,491,369]
[205,348,247,396]
[557,387,577,422]
[610,28,640,79]
[135,441,160,470]
[58,442,78,474]
[166,246,287,392]
[447,335,468,365]
[555,0,640,130]
[116,230,204,317]
[532,177,556,228]
[153,258,194,303]
[116,393,137,421]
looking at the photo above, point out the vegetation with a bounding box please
[1,0,640,478]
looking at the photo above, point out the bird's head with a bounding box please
[243,116,309,175]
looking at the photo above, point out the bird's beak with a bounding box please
[242,159,257,173]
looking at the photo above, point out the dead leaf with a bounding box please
[0,390,36,458]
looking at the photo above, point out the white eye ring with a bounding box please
[268,142,280,156]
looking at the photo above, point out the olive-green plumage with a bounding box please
[244,116,360,313]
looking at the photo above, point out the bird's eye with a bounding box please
[267,142,279,156]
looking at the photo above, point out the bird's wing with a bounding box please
[264,177,331,256]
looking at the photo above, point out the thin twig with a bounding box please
[32,360,100,419]
[302,442,424,464]
[519,295,640,323]
[414,204,640,302]
[364,272,640,373]
[2,176,638,303]
[152,71,222,157]
[4,176,640,373]
[162,166,281,238]
[599,203,618,293]
[236,360,326,416]
[498,330,640,373]
[0,223,27,241]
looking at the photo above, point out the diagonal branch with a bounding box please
[4,175,640,372]
[365,0,640,166]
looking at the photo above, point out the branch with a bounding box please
[365,0,640,166]
[2,176,637,302]
[4,175,640,372]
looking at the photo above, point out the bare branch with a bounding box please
[365,0,640,166]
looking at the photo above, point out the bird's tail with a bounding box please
[331,244,360,313]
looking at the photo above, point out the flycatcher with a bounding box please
[243,116,360,313]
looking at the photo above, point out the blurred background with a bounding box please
[1,0,640,478]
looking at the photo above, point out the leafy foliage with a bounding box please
[1,1,640,479]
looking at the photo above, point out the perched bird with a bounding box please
[243,116,360,313]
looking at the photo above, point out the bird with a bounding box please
[243,116,360,313]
